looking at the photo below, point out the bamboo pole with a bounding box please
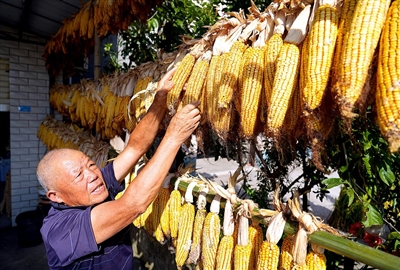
[177,180,400,270]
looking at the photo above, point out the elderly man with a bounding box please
[37,68,201,270]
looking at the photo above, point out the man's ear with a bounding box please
[47,190,63,204]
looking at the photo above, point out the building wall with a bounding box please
[0,25,51,226]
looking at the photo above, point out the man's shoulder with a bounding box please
[41,206,90,236]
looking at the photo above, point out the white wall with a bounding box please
[0,25,52,225]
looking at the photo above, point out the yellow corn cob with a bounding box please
[249,223,263,269]
[142,201,155,234]
[205,54,221,123]
[218,41,247,109]
[167,53,196,112]
[257,241,280,270]
[169,189,182,241]
[233,214,251,270]
[267,42,300,134]
[303,3,339,110]
[215,199,235,270]
[283,83,301,134]
[331,0,357,87]
[181,51,211,107]
[216,235,234,270]
[239,46,265,138]
[175,182,197,267]
[202,212,221,270]
[305,250,327,270]
[279,235,294,270]
[159,197,171,239]
[264,33,284,107]
[201,195,221,270]
[376,0,400,153]
[333,0,391,118]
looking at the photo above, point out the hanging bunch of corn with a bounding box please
[187,185,209,265]
[175,181,198,267]
[302,0,339,111]
[376,0,400,153]
[267,4,311,136]
[201,194,222,270]
[333,0,391,119]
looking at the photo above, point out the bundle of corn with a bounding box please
[201,194,222,270]
[376,0,400,153]
[37,115,110,167]
[186,185,209,265]
[332,0,391,120]
[175,181,198,267]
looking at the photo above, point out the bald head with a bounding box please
[37,148,82,192]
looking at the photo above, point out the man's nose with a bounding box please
[84,169,97,182]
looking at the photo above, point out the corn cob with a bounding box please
[216,199,235,270]
[201,194,221,270]
[249,222,263,269]
[331,0,357,87]
[187,186,209,265]
[169,179,183,242]
[205,29,228,124]
[218,40,247,109]
[167,53,196,113]
[279,235,294,270]
[175,182,197,267]
[181,51,211,107]
[333,0,391,118]
[257,211,286,270]
[267,5,310,134]
[264,10,286,107]
[376,0,400,153]
[238,45,266,138]
[267,42,300,134]
[234,213,251,270]
[154,174,174,242]
[303,1,339,110]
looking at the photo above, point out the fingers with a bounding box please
[157,67,177,92]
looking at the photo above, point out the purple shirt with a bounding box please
[41,162,133,270]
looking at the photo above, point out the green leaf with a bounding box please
[387,232,400,240]
[322,178,343,189]
[346,188,354,207]
[363,204,383,227]
[378,164,395,186]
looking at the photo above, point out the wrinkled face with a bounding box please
[47,150,109,207]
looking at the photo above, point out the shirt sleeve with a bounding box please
[101,161,125,198]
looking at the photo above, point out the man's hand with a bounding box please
[165,102,201,143]
[156,67,177,98]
